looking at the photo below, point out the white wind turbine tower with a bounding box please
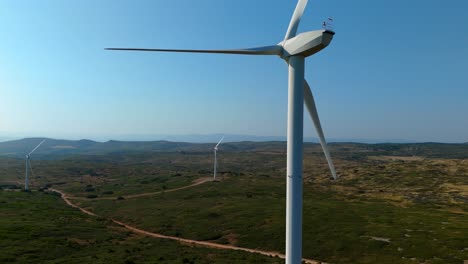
[25,139,46,191]
[213,136,224,181]
[107,1,337,262]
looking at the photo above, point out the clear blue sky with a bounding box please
[1,0,467,142]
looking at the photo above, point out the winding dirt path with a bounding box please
[69,177,213,201]
[49,185,324,264]
[49,188,97,217]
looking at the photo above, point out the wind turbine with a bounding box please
[213,136,224,181]
[25,139,46,191]
[107,1,337,263]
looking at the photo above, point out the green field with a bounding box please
[0,191,282,263]
[79,176,467,264]
[1,142,467,263]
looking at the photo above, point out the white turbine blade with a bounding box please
[304,80,337,179]
[215,136,224,148]
[28,139,46,156]
[106,45,282,56]
[284,0,309,40]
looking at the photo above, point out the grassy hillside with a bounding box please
[0,191,283,263]
[1,142,467,263]
[78,176,467,264]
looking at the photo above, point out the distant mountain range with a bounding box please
[1,137,468,159]
[146,134,423,144]
[0,138,290,157]
[0,134,425,144]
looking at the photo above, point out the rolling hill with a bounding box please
[1,138,468,159]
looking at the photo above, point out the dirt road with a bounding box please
[69,177,213,201]
[49,183,324,264]
[49,188,97,217]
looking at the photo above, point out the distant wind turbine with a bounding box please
[25,139,46,191]
[107,1,337,262]
[213,136,224,181]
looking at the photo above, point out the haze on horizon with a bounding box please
[1,0,467,143]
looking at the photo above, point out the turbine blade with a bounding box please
[106,45,282,56]
[215,136,224,148]
[28,139,46,156]
[304,80,337,179]
[284,0,309,40]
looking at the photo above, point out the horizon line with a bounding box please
[1,136,466,145]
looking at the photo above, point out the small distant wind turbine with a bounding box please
[25,139,45,191]
[107,1,337,262]
[213,136,224,181]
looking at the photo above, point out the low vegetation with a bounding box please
[0,191,282,263]
[0,142,467,263]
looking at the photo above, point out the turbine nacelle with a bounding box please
[280,29,334,59]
